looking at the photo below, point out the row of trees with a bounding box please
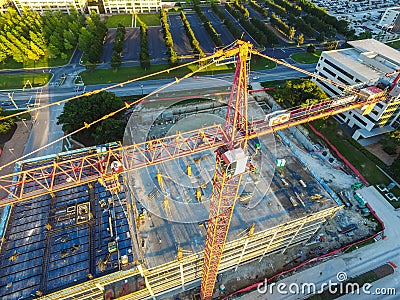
[111,24,126,69]
[270,13,296,40]
[226,3,278,47]
[250,18,279,46]
[296,0,348,35]
[0,7,85,64]
[160,9,178,66]
[303,14,336,38]
[57,91,126,145]
[287,14,315,38]
[78,12,107,64]
[274,0,301,17]
[233,0,249,19]
[265,0,287,17]
[138,19,150,69]
[248,0,268,18]
[211,3,242,40]
[180,11,205,58]
[194,5,222,47]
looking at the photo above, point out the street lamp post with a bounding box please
[21,118,28,130]
[8,148,17,160]
[140,84,144,96]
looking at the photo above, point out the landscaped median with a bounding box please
[290,50,322,64]
[79,59,275,85]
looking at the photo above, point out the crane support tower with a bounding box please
[201,41,252,299]
[0,41,396,299]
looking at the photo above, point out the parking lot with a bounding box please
[220,5,259,47]
[185,13,216,54]
[168,13,194,57]
[100,6,288,65]
[201,7,235,46]
[101,29,116,64]
[147,26,168,63]
[123,28,140,61]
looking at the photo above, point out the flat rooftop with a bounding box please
[348,39,400,67]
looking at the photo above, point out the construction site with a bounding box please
[0,41,396,300]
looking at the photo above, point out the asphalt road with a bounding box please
[185,13,216,55]
[201,7,235,46]
[220,6,259,47]
[101,29,116,64]
[168,14,193,56]
[123,27,140,61]
[147,26,169,63]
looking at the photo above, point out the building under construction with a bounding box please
[0,94,342,300]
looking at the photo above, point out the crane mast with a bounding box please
[201,41,251,299]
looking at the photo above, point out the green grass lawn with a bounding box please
[80,63,234,85]
[250,57,276,70]
[0,72,51,89]
[137,14,160,26]
[0,50,73,70]
[290,50,322,64]
[387,40,400,49]
[309,118,391,186]
[104,14,132,28]
[80,58,276,85]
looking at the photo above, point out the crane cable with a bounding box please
[0,58,218,172]
[0,53,220,122]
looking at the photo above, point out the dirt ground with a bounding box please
[0,121,32,199]
[364,142,399,166]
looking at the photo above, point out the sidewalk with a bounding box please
[0,121,32,199]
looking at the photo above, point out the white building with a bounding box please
[313,39,400,144]
[12,0,88,14]
[378,6,400,33]
[102,0,161,14]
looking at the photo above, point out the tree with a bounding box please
[288,27,296,40]
[111,52,122,69]
[0,108,14,134]
[93,118,126,144]
[276,79,327,106]
[326,40,338,50]
[57,91,125,145]
[382,130,400,155]
[390,154,400,181]
[307,44,316,53]
[316,33,325,43]
[296,33,304,46]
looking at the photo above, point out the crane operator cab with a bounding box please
[216,146,248,177]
